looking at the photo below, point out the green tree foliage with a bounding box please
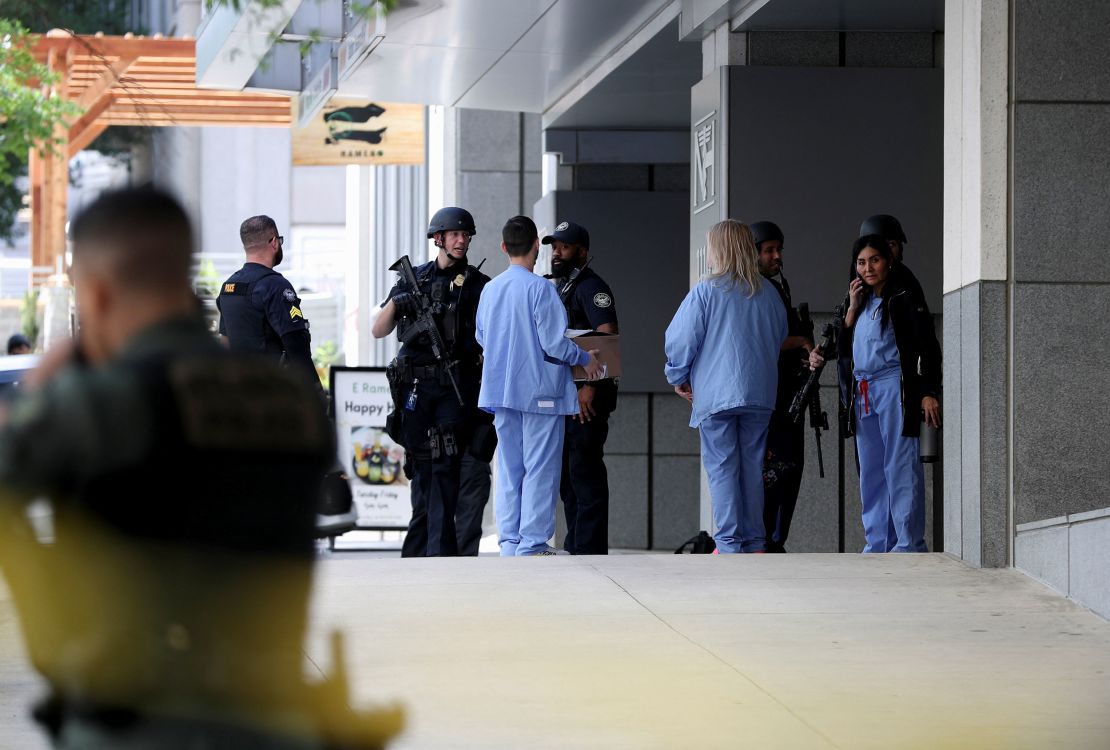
[20,289,39,347]
[0,19,82,242]
[0,0,137,35]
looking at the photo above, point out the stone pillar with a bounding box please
[692,24,746,532]
[942,0,1010,568]
[429,107,541,275]
[946,0,1110,620]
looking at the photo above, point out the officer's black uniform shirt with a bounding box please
[554,266,618,392]
[216,262,309,359]
[385,259,489,370]
[768,276,809,412]
[557,266,618,332]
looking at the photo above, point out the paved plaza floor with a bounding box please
[2,553,1109,749]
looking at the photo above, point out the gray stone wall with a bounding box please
[1006,0,1110,618]
[452,110,542,277]
[1012,0,1110,523]
[1009,0,1110,524]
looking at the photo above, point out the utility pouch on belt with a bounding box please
[468,422,497,463]
[385,358,409,444]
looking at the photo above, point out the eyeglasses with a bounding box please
[274,235,284,245]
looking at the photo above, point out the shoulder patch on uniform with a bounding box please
[290,305,303,320]
[283,288,296,302]
[593,292,612,308]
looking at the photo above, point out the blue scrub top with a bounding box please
[852,295,901,379]
[664,276,787,428]
[476,264,589,415]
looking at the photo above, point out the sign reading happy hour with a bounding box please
[292,97,425,166]
[329,367,410,529]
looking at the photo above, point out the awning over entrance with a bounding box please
[28,30,292,284]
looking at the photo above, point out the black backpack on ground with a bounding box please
[674,531,716,554]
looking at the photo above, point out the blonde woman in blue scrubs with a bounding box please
[664,220,787,553]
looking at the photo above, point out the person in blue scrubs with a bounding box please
[664,220,787,553]
[810,235,942,552]
[476,216,604,556]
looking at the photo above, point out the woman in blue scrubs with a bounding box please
[811,235,941,552]
[664,220,787,553]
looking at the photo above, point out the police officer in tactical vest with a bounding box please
[372,207,491,557]
[543,220,618,555]
[751,221,815,553]
[217,215,319,389]
[0,187,401,749]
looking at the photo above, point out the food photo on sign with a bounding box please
[350,427,407,487]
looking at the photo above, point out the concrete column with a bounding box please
[942,0,1010,569]
[693,23,746,533]
[1007,0,1110,618]
[435,108,541,276]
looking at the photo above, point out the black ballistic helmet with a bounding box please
[750,221,784,247]
[427,207,477,238]
[859,214,907,243]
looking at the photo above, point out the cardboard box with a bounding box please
[567,331,621,381]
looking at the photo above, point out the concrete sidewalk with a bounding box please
[3,553,1110,749]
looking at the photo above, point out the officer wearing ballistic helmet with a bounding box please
[372,207,491,557]
[217,215,319,389]
[857,214,926,302]
[543,220,618,555]
[751,221,814,553]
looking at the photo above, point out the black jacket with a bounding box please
[838,265,941,438]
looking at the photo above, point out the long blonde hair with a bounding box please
[706,219,762,297]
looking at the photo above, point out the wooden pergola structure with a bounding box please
[29,30,293,285]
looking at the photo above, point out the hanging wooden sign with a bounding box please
[292,97,424,166]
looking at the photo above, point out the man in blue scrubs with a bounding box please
[475,216,603,556]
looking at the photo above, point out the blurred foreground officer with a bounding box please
[217,215,319,389]
[751,221,813,553]
[0,187,402,749]
[476,216,603,556]
[664,220,786,554]
[372,207,491,557]
[811,235,941,552]
[544,220,618,555]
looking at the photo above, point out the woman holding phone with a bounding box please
[809,234,941,552]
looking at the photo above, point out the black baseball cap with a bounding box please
[541,220,590,249]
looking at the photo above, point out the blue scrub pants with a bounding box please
[699,406,771,553]
[493,409,565,556]
[855,374,927,553]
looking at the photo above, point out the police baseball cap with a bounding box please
[541,220,590,249]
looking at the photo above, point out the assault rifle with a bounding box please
[388,254,464,406]
[788,304,844,478]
